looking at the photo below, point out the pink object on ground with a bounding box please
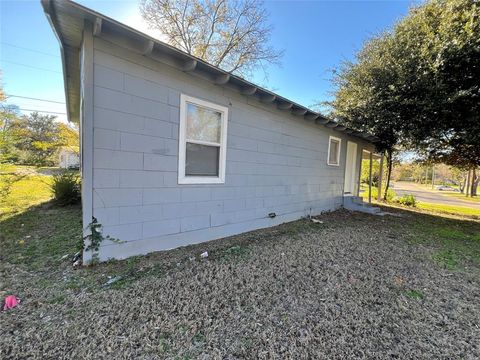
[3,295,19,310]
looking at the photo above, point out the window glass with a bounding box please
[179,95,228,184]
[329,139,339,165]
[186,103,221,143]
[185,143,220,176]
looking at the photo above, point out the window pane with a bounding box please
[186,103,221,143]
[329,140,339,164]
[185,142,219,176]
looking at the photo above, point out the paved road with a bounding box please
[393,181,480,209]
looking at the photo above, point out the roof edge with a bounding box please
[42,0,378,143]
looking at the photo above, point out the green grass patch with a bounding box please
[0,166,82,270]
[100,256,167,290]
[408,216,480,269]
[0,171,54,219]
[416,202,480,218]
[432,250,458,270]
[211,244,251,263]
[438,192,480,203]
[48,294,67,304]
[0,202,83,270]
[404,289,424,300]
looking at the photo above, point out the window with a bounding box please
[178,94,228,184]
[327,136,341,166]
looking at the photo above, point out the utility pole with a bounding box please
[431,165,435,189]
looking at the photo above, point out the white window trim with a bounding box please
[178,94,228,184]
[327,135,342,166]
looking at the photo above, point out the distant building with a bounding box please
[58,147,80,169]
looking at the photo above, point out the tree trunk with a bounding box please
[459,174,466,193]
[466,169,471,197]
[383,148,393,201]
[471,168,478,197]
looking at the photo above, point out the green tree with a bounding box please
[330,0,480,198]
[58,123,80,153]
[0,103,21,163]
[397,0,480,195]
[12,112,63,166]
[360,159,381,186]
[330,33,404,200]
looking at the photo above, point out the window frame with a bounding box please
[178,94,229,184]
[327,135,342,166]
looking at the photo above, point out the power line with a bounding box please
[18,108,67,115]
[0,42,59,58]
[0,60,61,74]
[6,94,65,104]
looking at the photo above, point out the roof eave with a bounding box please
[41,0,78,123]
[42,0,378,143]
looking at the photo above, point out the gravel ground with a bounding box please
[1,209,480,359]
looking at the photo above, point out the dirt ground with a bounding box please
[1,208,479,359]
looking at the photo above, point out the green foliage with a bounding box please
[1,111,79,166]
[51,170,81,206]
[360,159,381,186]
[84,217,122,264]
[397,194,416,207]
[366,186,396,202]
[331,0,480,173]
[0,104,22,163]
[13,112,63,166]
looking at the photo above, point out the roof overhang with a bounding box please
[41,0,378,143]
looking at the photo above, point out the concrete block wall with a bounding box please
[89,37,372,260]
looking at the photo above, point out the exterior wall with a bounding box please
[59,150,80,168]
[89,37,374,260]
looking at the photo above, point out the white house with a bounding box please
[58,147,80,169]
[43,0,380,263]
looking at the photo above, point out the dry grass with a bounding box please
[1,203,480,359]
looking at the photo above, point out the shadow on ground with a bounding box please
[1,203,479,358]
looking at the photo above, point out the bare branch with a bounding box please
[140,0,283,78]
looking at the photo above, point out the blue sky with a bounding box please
[1,0,416,123]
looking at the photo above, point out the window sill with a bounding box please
[178,176,225,185]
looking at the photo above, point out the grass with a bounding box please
[2,170,480,358]
[437,191,480,203]
[0,164,55,219]
[416,202,480,217]
[359,182,480,218]
[0,165,82,271]
[404,289,424,300]
[406,213,480,270]
[214,245,250,262]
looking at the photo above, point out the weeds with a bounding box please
[405,289,424,300]
[432,250,458,269]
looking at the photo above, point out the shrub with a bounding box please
[397,194,416,207]
[51,171,81,206]
[368,186,396,202]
